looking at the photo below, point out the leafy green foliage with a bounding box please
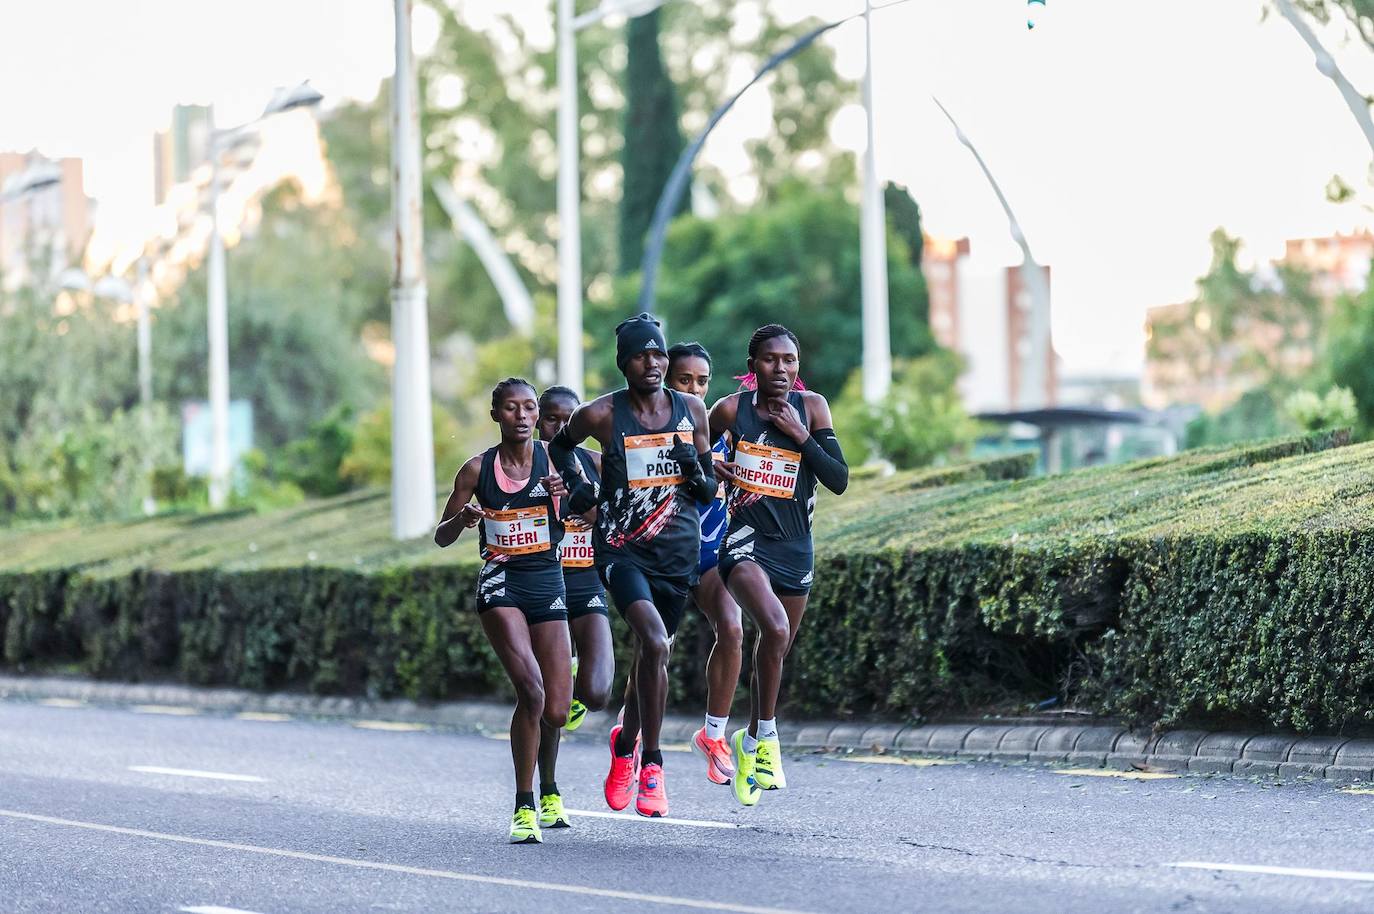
[831,353,981,469]
[1283,386,1358,431]
[619,8,687,274]
[339,400,467,490]
[600,182,932,399]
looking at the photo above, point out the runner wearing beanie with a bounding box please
[709,325,849,807]
[666,341,741,787]
[547,313,715,818]
[436,378,572,844]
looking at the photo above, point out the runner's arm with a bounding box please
[708,395,740,485]
[800,393,849,495]
[435,457,484,547]
[548,399,605,515]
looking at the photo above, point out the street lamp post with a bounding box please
[205,81,323,510]
[859,0,891,405]
[391,0,437,540]
[557,0,673,395]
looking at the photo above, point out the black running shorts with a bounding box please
[475,561,568,626]
[565,569,610,621]
[717,525,814,597]
[597,561,691,636]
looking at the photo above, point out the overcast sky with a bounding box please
[2,0,1372,376]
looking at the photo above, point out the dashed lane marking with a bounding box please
[132,705,200,716]
[1168,862,1374,883]
[180,907,268,914]
[234,712,291,722]
[129,766,268,784]
[1053,767,1177,780]
[37,698,85,708]
[353,720,429,732]
[565,809,745,829]
[0,809,816,914]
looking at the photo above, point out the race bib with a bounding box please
[732,439,801,499]
[560,518,595,568]
[624,433,685,489]
[483,507,552,556]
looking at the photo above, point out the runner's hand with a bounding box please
[669,434,702,477]
[458,502,486,528]
[766,399,808,442]
[715,460,740,484]
[541,474,569,499]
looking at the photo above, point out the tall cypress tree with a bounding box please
[618,8,688,276]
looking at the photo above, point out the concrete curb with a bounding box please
[3,675,1370,786]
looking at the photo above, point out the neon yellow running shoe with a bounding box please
[753,737,787,790]
[510,806,542,844]
[730,729,761,807]
[565,699,588,732]
[539,793,571,828]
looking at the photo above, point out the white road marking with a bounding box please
[180,906,267,914]
[566,808,745,829]
[37,697,85,708]
[1053,767,1177,780]
[1168,861,1374,883]
[0,809,814,914]
[132,705,199,716]
[353,720,429,732]
[129,766,267,784]
[1341,787,1374,796]
[235,712,290,722]
[837,755,954,767]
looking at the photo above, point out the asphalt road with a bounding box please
[3,698,1374,913]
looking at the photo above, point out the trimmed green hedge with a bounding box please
[2,432,1371,731]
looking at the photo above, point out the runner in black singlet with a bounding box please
[436,378,573,844]
[709,325,849,807]
[530,386,615,826]
[547,313,715,818]
[665,342,742,788]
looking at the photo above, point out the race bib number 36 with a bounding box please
[733,439,801,499]
[623,433,685,489]
[560,518,594,568]
[484,507,552,555]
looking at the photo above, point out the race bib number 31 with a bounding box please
[733,439,801,499]
[560,518,594,568]
[624,433,685,489]
[484,507,552,555]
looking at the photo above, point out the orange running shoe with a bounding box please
[636,762,669,818]
[691,727,735,785]
[604,724,638,811]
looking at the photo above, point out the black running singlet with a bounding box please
[475,444,563,569]
[595,389,701,573]
[560,448,600,576]
[727,390,817,541]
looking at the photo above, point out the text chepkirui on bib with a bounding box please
[733,439,801,499]
[623,432,686,489]
[560,517,595,568]
[483,507,552,556]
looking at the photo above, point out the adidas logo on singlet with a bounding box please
[528,482,548,498]
[676,416,694,433]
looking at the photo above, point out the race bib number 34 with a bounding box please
[484,507,552,555]
[624,433,685,489]
[560,518,594,568]
[733,439,801,499]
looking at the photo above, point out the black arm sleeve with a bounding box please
[802,428,848,495]
[549,428,598,515]
[679,451,716,504]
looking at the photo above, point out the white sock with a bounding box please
[757,718,778,742]
[705,714,728,741]
[742,730,758,753]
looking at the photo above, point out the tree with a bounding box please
[831,353,981,468]
[884,182,924,268]
[154,183,386,450]
[597,181,932,400]
[1323,279,1374,432]
[619,8,688,275]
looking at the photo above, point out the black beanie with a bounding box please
[615,312,667,372]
